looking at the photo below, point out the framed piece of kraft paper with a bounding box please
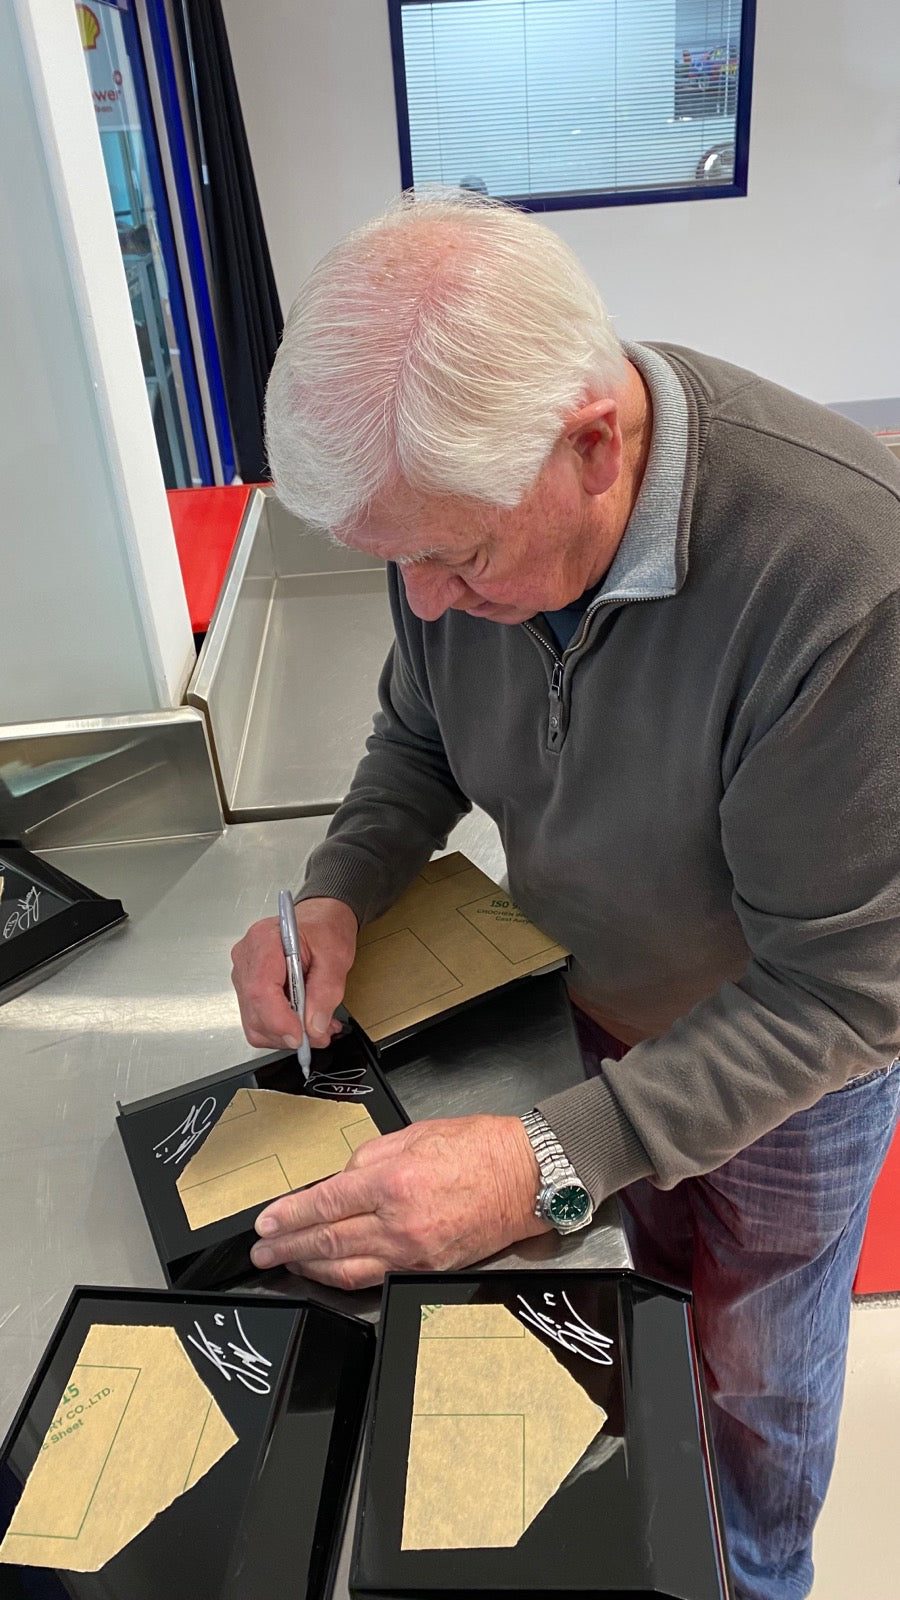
[350,1270,734,1600]
[116,1025,408,1291]
[344,853,568,1046]
[0,1287,373,1599]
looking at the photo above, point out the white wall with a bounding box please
[1,0,195,724]
[222,0,900,403]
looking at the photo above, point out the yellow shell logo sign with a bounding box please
[76,4,101,51]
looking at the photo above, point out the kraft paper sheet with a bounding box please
[345,853,568,1041]
[176,1086,379,1230]
[401,1302,605,1550]
[0,1323,237,1573]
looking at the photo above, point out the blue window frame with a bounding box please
[141,0,236,482]
[388,0,756,211]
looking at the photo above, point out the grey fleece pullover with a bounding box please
[297,343,900,1204]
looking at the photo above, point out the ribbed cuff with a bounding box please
[537,1073,654,1203]
[295,844,388,928]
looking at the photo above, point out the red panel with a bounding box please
[167,485,256,633]
[854,1122,900,1294]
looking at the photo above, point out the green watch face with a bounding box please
[548,1184,591,1225]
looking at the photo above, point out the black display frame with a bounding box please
[358,955,569,1053]
[0,844,126,1004]
[0,1285,374,1600]
[117,1024,409,1290]
[351,1268,733,1600]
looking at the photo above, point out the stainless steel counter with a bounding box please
[0,816,628,1593]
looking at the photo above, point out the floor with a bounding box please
[809,1298,900,1598]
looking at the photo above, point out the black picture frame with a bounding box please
[0,844,126,1004]
[353,954,569,1054]
[0,1285,373,1600]
[117,1023,409,1290]
[351,1268,733,1599]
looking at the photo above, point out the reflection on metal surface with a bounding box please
[187,488,272,804]
[0,709,223,847]
[187,490,393,819]
[6,987,240,1033]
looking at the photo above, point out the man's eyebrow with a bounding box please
[326,528,440,564]
[395,546,442,567]
[395,545,482,568]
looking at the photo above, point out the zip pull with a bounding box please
[547,660,566,751]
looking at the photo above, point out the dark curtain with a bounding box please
[176,0,282,481]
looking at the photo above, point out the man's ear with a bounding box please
[565,399,622,496]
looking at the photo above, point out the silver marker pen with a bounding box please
[278,889,312,1080]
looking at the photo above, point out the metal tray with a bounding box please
[187,490,393,820]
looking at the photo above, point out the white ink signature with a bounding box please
[188,1309,272,1395]
[517,1290,615,1366]
[153,1097,218,1165]
[305,1061,373,1100]
[3,885,41,941]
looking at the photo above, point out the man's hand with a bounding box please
[230,897,358,1051]
[249,1114,550,1288]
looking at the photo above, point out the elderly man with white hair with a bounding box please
[230,193,900,1600]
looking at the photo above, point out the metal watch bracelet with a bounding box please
[520,1109,594,1233]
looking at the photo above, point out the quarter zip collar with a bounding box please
[522,342,693,752]
[522,619,570,752]
[587,341,691,609]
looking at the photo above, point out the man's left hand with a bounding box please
[250,1114,549,1289]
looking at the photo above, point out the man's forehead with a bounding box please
[334,491,492,563]
[332,525,462,564]
[334,530,449,565]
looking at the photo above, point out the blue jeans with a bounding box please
[576,1018,900,1600]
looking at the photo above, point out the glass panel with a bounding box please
[76,2,196,485]
[398,0,749,203]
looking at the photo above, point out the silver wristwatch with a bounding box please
[520,1110,594,1234]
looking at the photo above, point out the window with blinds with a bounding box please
[388,0,755,209]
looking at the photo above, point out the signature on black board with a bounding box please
[517,1290,615,1366]
[3,885,42,940]
[153,1097,218,1165]
[305,1061,373,1099]
[188,1308,273,1395]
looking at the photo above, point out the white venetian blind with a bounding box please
[397,0,746,201]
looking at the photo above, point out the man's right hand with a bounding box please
[230,897,359,1051]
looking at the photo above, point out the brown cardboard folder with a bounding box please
[344,854,568,1044]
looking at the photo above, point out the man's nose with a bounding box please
[400,563,467,622]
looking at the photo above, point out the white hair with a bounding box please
[265,191,626,530]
